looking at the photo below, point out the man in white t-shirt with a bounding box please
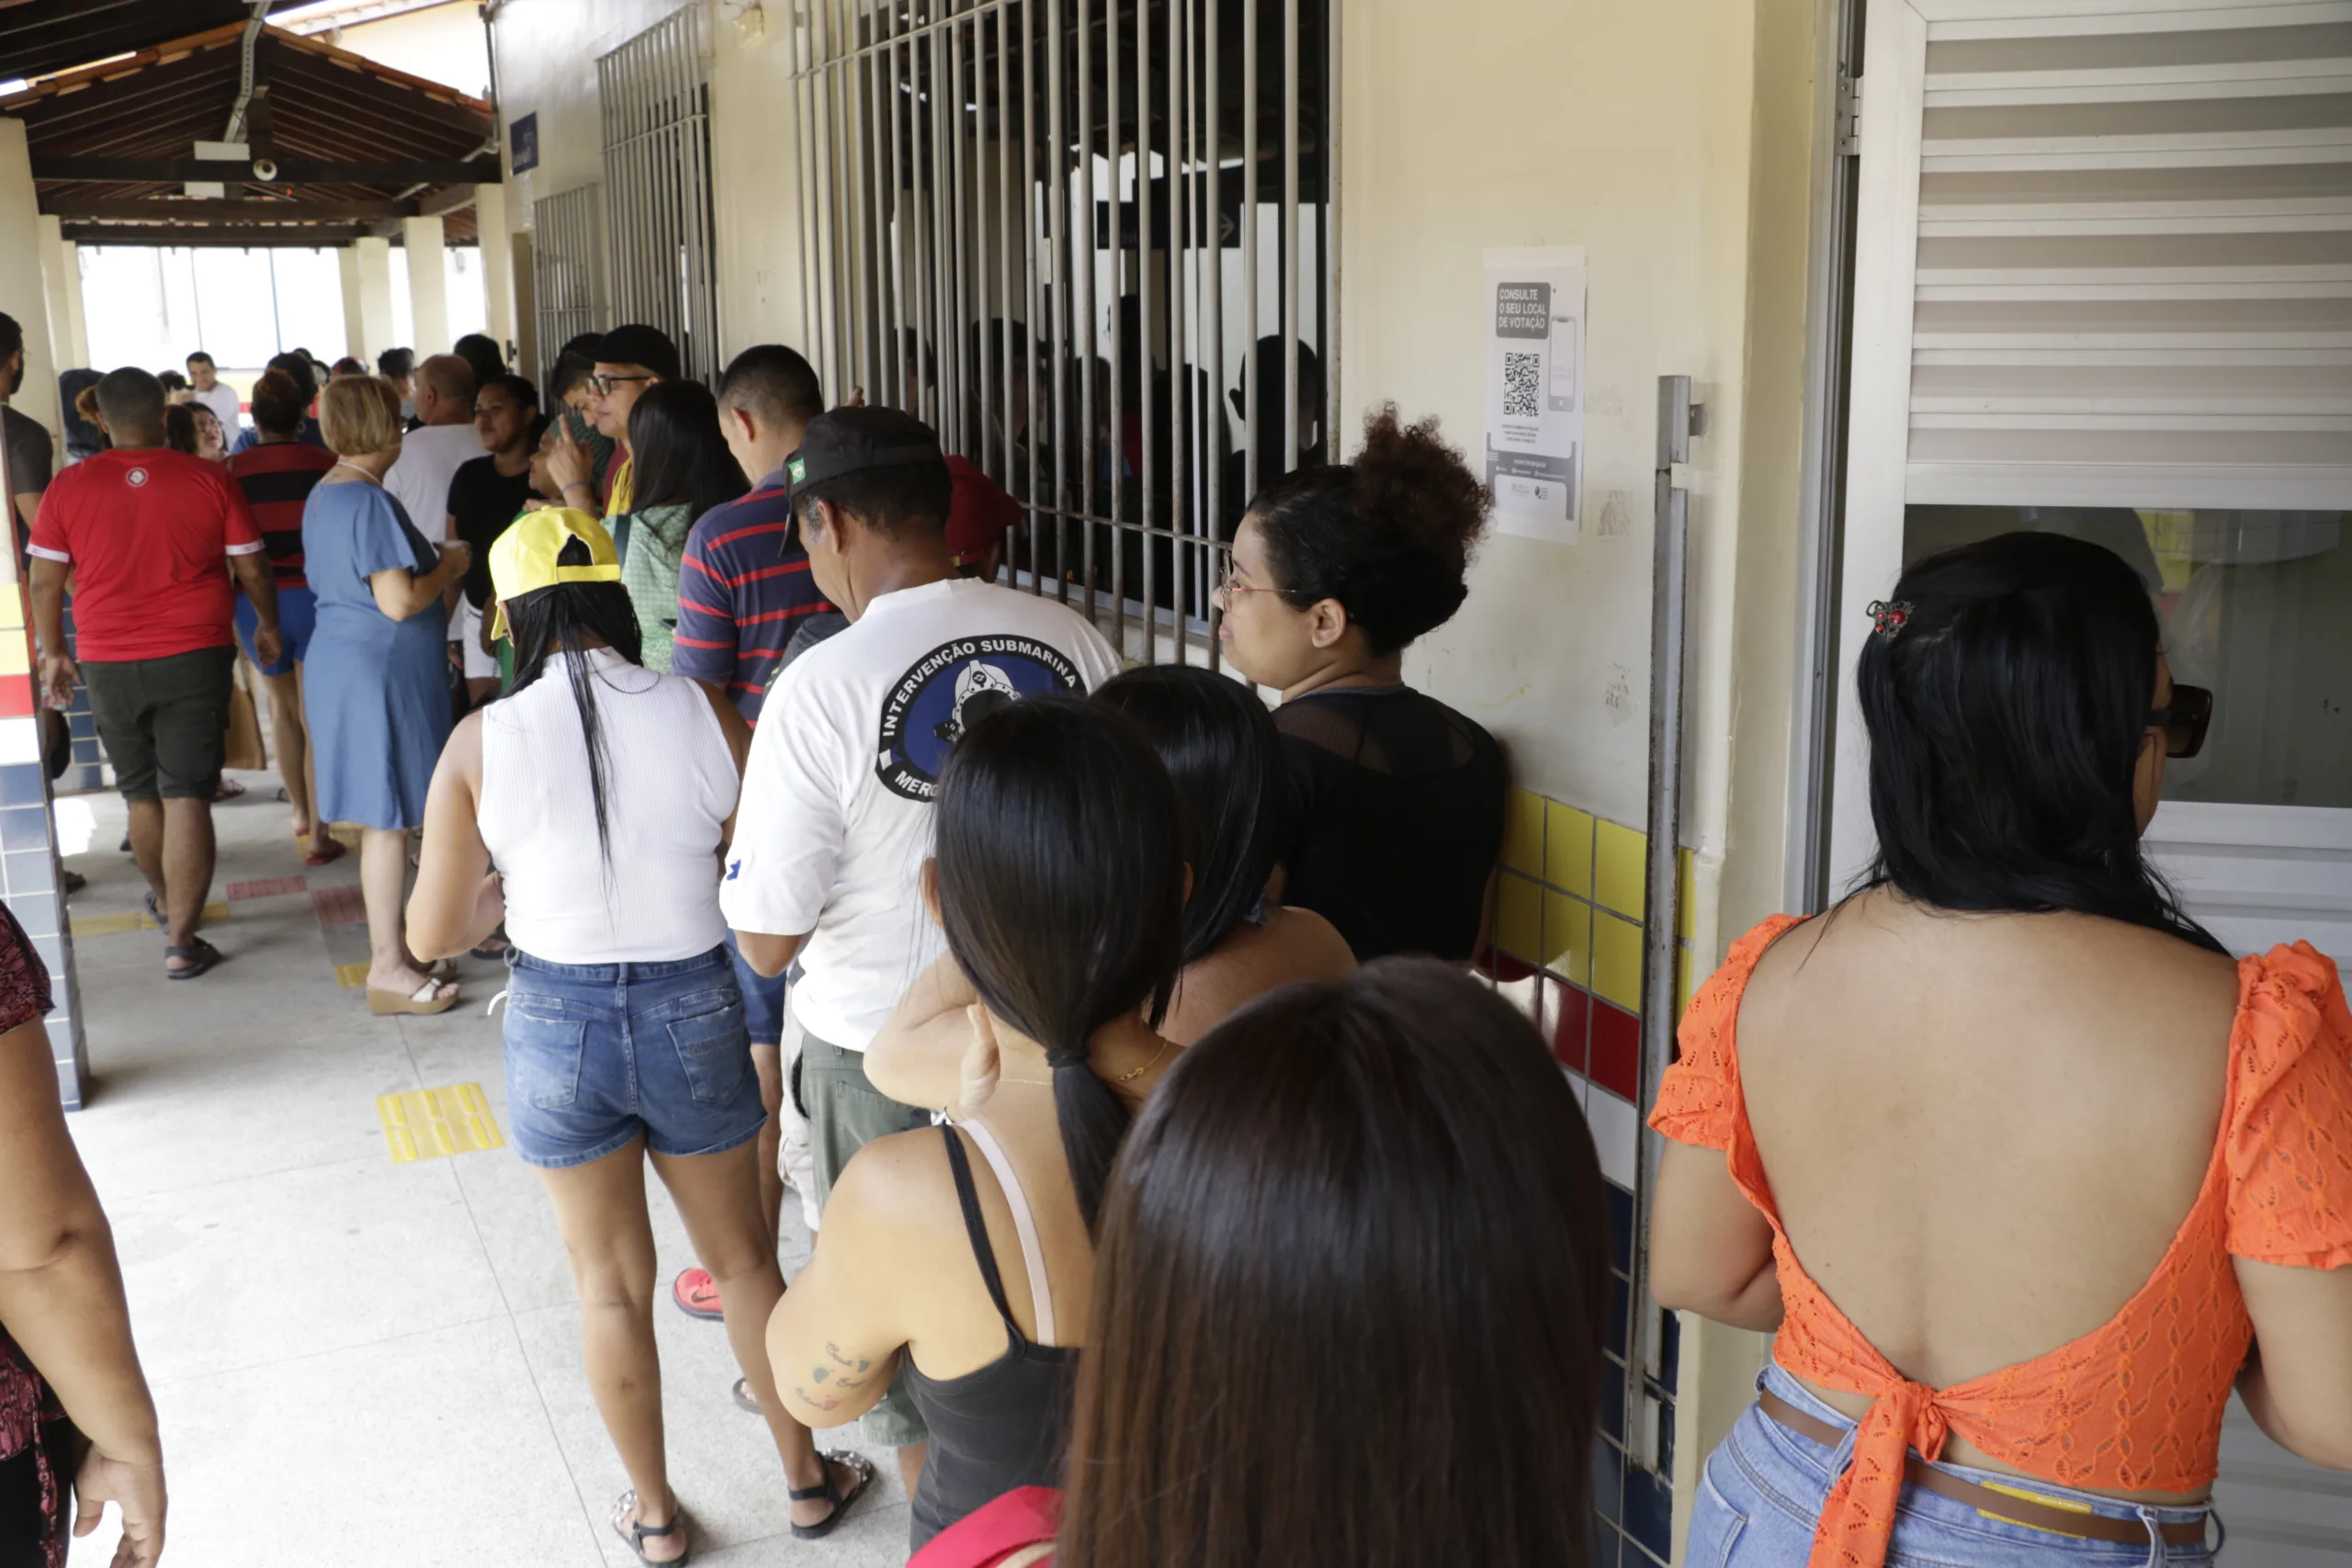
[185,352,243,439]
[382,354,480,536]
[722,407,1118,1469]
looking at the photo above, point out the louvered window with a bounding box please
[1902,8,2351,509]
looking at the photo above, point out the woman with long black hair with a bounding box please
[406,509,873,1563]
[1650,532,2352,1568]
[767,696,1187,1552]
[616,381,749,673]
[866,665,1354,1106]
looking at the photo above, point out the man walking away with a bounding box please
[28,368,280,979]
[666,344,834,1331]
[383,355,480,544]
[379,347,418,425]
[722,408,1121,1492]
[185,352,243,440]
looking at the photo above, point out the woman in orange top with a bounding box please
[1650,532,2352,1568]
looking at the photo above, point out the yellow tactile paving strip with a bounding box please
[334,962,370,989]
[72,901,232,937]
[377,1084,505,1163]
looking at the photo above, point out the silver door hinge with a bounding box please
[1837,72,1862,156]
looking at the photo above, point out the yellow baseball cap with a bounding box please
[489,507,623,640]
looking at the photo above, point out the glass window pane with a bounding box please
[1901,507,2352,810]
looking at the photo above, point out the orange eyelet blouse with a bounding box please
[1651,918,2352,1568]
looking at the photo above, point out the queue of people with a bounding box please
[1,305,2347,1568]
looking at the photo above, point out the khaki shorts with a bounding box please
[798,1026,932,1449]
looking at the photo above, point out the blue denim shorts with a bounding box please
[502,945,765,1169]
[1689,1364,2217,1568]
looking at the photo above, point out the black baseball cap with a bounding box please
[786,407,944,490]
[595,323,680,382]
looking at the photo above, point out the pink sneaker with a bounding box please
[671,1268,722,1320]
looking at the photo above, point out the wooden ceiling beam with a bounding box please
[45,196,420,221]
[59,222,374,247]
[31,154,502,185]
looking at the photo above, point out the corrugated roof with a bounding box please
[1,20,494,245]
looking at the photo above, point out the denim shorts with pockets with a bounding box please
[502,945,765,1169]
[1688,1363,2218,1568]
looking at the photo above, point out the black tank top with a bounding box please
[903,1125,1081,1551]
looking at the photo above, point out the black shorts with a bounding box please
[80,646,236,802]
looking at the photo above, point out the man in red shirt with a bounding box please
[28,367,282,980]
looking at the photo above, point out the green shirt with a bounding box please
[617,502,694,673]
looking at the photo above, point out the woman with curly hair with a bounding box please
[1214,405,1503,963]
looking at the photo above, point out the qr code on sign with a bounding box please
[1503,352,1542,418]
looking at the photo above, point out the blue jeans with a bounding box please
[502,946,765,1169]
[1689,1365,2217,1568]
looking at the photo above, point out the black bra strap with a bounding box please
[938,1124,1022,1336]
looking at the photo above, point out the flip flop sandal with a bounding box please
[731,1377,760,1414]
[165,938,223,980]
[611,1490,687,1565]
[789,1451,876,1541]
[368,978,459,1016]
[304,838,347,867]
[214,777,247,799]
[672,1268,723,1321]
[424,957,459,983]
[142,890,160,921]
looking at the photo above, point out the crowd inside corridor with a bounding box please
[0,306,2347,1568]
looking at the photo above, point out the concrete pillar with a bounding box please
[57,242,86,368]
[0,118,62,437]
[339,245,366,363]
[475,184,516,359]
[402,215,450,355]
[351,237,397,362]
[35,218,79,376]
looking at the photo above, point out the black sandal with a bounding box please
[789,1450,876,1541]
[610,1490,686,1565]
[165,937,222,980]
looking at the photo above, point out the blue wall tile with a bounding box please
[1607,1181,1634,1276]
[3,850,54,895]
[0,765,45,808]
[1625,1465,1674,1561]
[0,807,48,851]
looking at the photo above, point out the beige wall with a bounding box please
[1339,0,1821,1555]
[332,1,494,97]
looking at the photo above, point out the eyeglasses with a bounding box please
[2148,683,2213,760]
[1212,563,1283,608]
[588,373,656,396]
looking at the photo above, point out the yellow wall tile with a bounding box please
[1594,913,1645,1013]
[1595,819,1647,919]
[0,595,24,631]
[1677,846,1695,942]
[1497,872,1544,964]
[1544,801,1593,897]
[0,635,28,677]
[1544,890,1591,986]
[1502,789,1545,876]
[1676,944,1694,1019]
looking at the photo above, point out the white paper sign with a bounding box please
[1481,245,1587,543]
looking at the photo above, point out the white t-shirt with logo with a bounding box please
[721,577,1123,1051]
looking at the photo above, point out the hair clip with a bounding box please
[1867,599,1915,640]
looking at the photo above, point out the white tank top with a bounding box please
[479,647,740,964]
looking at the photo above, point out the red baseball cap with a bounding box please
[945,455,1021,566]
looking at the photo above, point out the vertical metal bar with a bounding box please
[1634,373,1693,1474]
[1045,0,1069,600]
[884,14,907,412]
[949,16,971,457]
[1240,0,1257,503]
[933,19,955,434]
[1170,0,1189,648]
[1204,0,1222,670]
[1105,0,1125,645]
[1020,0,1043,589]
[972,8,994,474]
[864,5,888,403]
[998,3,1017,505]
[1078,0,1097,622]
[794,9,820,367]
[1280,0,1297,476]
[1323,0,1340,464]
[1135,0,1153,663]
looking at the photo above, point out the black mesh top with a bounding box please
[1275,685,1506,962]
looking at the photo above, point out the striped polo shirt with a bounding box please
[228,441,337,591]
[670,468,832,725]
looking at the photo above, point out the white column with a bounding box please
[35,217,76,376]
[401,215,450,355]
[475,184,516,357]
[339,245,366,362]
[0,118,62,437]
[57,242,86,368]
[353,236,397,361]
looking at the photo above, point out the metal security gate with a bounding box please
[600,6,721,384]
[532,183,605,379]
[788,0,1336,666]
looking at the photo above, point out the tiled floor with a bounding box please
[59,775,912,1568]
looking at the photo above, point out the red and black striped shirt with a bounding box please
[228,441,337,591]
